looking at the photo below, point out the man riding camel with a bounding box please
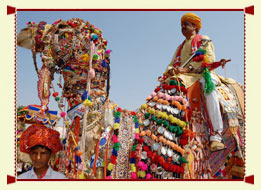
[165,12,227,152]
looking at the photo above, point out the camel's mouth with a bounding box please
[17,38,34,50]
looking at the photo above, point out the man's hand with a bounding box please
[193,67,204,74]
[168,67,191,76]
[220,59,226,68]
[178,67,190,74]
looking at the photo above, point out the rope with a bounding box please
[82,41,94,146]
[92,138,100,176]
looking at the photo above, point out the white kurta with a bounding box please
[18,166,67,179]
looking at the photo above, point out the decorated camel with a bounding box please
[17,18,244,179]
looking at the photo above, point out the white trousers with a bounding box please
[200,74,223,142]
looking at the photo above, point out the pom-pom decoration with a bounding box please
[83,99,93,107]
[105,49,111,57]
[106,108,122,178]
[81,54,90,63]
[55,97,60,101]
[60,112,66,118]
[81,90,88,101]
[91,34,99,40]
[52,92,59,97]
[146,173,152,179]
[88,68,95,79]
[93,54,99,61]
[131,172,137,179]
[102,60,108,68]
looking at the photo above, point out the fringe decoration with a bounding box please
[203,68,215,94]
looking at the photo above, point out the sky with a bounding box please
[17,11,244,112]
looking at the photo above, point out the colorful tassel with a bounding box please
[203,68,215,94]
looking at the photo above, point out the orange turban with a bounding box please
[181,13,202,31]
[20,124,63,154]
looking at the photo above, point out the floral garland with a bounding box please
[106,107,122,179]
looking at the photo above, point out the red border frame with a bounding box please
[7,5,254,184]
[17,8,244,11]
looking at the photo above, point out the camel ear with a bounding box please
[17,28,35,49]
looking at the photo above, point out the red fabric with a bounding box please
[187,81,202,116]
[208,61,223,71]
[183,108,192,121]
[73,117,80,143]
[20,124,62,154]
[173,41,185,66]
[173,35,202,67]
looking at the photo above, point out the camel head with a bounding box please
[17,24,38,50]
[17,19,112,110]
